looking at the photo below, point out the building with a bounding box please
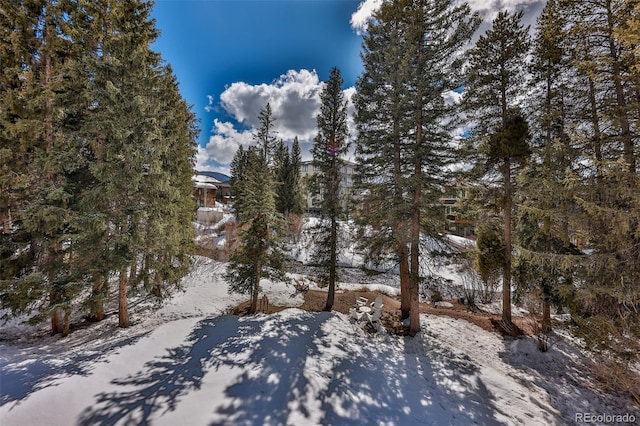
[440,184,476,239]
[193,175,218,208]
[194,171,232,204]
[300,159,355,214]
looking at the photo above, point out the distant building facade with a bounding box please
[440,184,475,239]
[193,171,232,205]
[300,160,355,214]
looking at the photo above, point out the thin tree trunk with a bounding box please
[324,215,338,311]
[51,303,63,335]
[606,0,635,173]
[409,197,421,336]
[118,268,130,328]
[409,86,423,335]
[398,242,411,320]
[502,159,513,328]
[324,158,339,311]
[541,300,552,333]
[44,1,62,336]
[88,277,106,322]
[62,307,71,337]
[129,254,138,288]
[251,262,260,314]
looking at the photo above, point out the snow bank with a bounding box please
[2,256,638,426]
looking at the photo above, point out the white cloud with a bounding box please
[350,0,545,33]
[199,119,254,169]
[204,95,215,112]
[203,69,357,173]
[220,69,323,141]
[464,0,542,14]
[350,0,383,34]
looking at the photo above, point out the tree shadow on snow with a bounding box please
[0,332,150,408]
[319,329,501,425]
[498,335,640,423]
[78,311,507,425]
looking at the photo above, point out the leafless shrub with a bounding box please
[522,289,543,316]
[591,359,640,405]
[529,317,553,352]
[456,254,497,307]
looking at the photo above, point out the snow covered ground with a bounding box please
[1,256,639,426]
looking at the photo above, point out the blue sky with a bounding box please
[150,0,545,174]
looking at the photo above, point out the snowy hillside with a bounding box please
[1,257,638,425]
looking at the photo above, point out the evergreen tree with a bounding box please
[274,139,291,215]
[226,105,288,313]
[254,102,279,164]
[554,0,640,356]
[274,138,304,218]
[0,0,94,335]
[311,67,350,311]
[289,137,305,215]
[230,144,249,222]
[355,0,478,333]
[354,0,413,321]
[1,0,197,334]
[463,10,531,332]
[515,0,577,332]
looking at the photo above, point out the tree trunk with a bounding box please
[398,241,411,320]
[324,215,338,311]
[502,159,513,328]
[409,182,421,337]
[605,0,635,173]
[62,307,71,337]
[51,306,63,335]
[409,283,421,336]
[129,254,138,288]
[541,300,552,334]
[409,40,424,336]
[324,162,339,312]
[118,268,130,328]
[88,277,106,322]
[251,261,261,314]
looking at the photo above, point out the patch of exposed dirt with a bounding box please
[230,287,541,338]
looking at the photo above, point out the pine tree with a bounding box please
[274,137,304,234]
[0,0,94,335]
[230,145,249,222]
[354,0,413,320]
[463,10,531,332]
[1,0,198,334]
[137,65,197,298]
[289,137,305,216]
[274,139,292,215]
[310,67,350,311]
[254,102,279,165]
[515,0,578,332]
[227,104,288,313]
[557,0,640,356]
[355,0,478,333]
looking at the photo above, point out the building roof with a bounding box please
[195,182,217,190]
[196,171,231,184]
[192,174,219,189]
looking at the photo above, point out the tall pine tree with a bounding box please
[226,105,287,313]
[355,0,478,334]
[463,10,531,332]
[1,0,197,334]
[311,67,350,311]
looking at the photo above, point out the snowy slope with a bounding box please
[1,257,638,426]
